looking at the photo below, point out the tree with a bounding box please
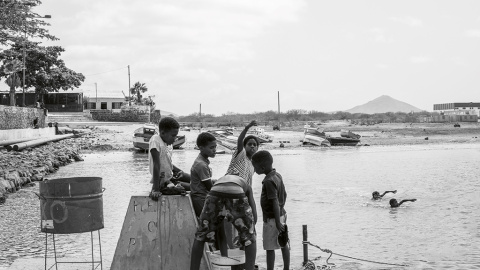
[1,59,22,106]
[0,0,57,46]
[0,41,85,101]
[129,82,148,104]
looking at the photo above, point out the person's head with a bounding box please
[243,135,259,158]
[372,191,380,199]
[158,117,179,145]
[389,198,398,207]
[251,150,273,175]
[196,132,217,158]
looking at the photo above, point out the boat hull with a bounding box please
[303,134,330,147]
[327,137,360,146]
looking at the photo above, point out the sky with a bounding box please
[24,0,480,116]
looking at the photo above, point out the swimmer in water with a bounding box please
[372,190,397,200]
[389,198,417,208]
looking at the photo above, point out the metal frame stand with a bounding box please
[44,230,103,270]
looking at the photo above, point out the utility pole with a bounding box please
[95,82,98,103]
[128,65,131,106]
[278,91,280,114]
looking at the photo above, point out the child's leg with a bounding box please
[266,250,275,270]
[281,245,290,270]
[190,239,205,270]
[244,242,257,270]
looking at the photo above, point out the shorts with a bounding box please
[195,192,256,247]
[263,214,287,250]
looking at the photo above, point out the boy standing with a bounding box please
[190,132,217,216]
[252,150,289,270]
[149,117,190,200]
[190,174,258,270]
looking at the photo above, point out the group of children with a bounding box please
[371,190,417,207]
[149,117,289,270]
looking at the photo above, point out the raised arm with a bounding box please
[236,120,257,152]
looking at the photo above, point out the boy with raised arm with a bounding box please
[251,150,289,270]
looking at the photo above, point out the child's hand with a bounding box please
[393,190,397,193]
[276,222,285,233]
[412,199,417,202]
[246,120,257,129]
[149,190,162,201]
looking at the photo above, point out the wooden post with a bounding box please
[303,224,308,265]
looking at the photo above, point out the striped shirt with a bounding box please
[225,148,254,186]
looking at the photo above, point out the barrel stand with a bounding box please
[44,229,103,270]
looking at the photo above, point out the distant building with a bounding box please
[0,91,83,112]
[433,102,480,116]
[84,93,125,113]
[432,102,479,122]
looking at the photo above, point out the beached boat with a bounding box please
[247,127,274,143]
[132,124,186,150]
[327,136,360,146]
[303,128,331,147]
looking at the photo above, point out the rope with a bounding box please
[303,241,409,267]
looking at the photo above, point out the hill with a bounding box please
[344,95,424,114]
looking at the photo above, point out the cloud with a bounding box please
[390,16,423,27]
[369,28,393,43]
[465,29,480,38]
[410,56,430,64]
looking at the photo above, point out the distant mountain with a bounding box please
[344,95,423,114]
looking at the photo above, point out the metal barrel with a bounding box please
[39,177,104,234]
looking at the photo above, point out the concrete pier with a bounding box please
[111,195,211,270]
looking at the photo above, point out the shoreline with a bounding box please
[1,121,479,203]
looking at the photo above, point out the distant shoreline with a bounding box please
[73,121,480,152]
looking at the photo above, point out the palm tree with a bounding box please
[129,82,148,104]
[1,59,23,106]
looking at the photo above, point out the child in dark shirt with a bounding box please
[190,132,217,216]
[252,150,289,270]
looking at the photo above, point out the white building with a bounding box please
[84,93,125,113]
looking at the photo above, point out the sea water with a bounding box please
[1,144,479,269]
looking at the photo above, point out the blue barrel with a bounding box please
[39,177,104,234]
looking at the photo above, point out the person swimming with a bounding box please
[389,198,417,208]
[372,190,396,200]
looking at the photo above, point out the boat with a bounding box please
[303,128,361,146]
[327,136,360,146]
[246,127,274,143]
[132,124,186,150]
[302,128,330,147]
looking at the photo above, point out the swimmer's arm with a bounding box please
[271,198,285,233]
[381,190,397,197]
[246,185,257,224]
[398,199,417,206]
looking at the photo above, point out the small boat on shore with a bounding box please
[303,128,360,146]
[303,128,331,147]
[133,124,186,150]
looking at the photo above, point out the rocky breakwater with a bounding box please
[0,138,84,204]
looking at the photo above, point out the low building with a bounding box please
[84,93,125,113]
[0,91,83,112]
